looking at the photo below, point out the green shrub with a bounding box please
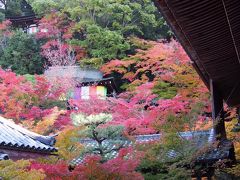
[152,81,177,99]
[0,31,44,75]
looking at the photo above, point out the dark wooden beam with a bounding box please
[210,79,226,140]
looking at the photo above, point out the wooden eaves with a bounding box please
[154,0,240,140]
[154,0,240,107]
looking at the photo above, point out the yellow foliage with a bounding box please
[21,120,35,130]
[55,126,84,160]
[191,120,212,131]
[36,156,59,165]
[0,160,46,180]
[33,107,66,134]
[226,119,240,160]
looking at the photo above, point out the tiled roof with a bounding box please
[71,130,213,166]
[196,139,234,164]
[44,66,103,80]
[0,117,57,153]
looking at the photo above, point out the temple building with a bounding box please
[1,0,40,34]
[44,66,117,100]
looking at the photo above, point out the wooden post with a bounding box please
[210,79,226,140]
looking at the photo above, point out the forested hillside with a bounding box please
[0,0,239,179]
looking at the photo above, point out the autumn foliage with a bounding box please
[0,68,70,129]
[0,39,216,178]
[101,39,208,100]
[29,147,143,180]
[36,13,85,67]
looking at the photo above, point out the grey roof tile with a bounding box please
[70,130,213,166]
[0,117,57,153]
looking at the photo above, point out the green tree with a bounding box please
[28,0,171,65]
[76,24,130,62]
[71,112,127,161]
[26,0,57,16]
[1,0,22,17]
[28,0,170,40]
[0,12,4,22]
[1,0,34,18]
[0,31,44,74]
